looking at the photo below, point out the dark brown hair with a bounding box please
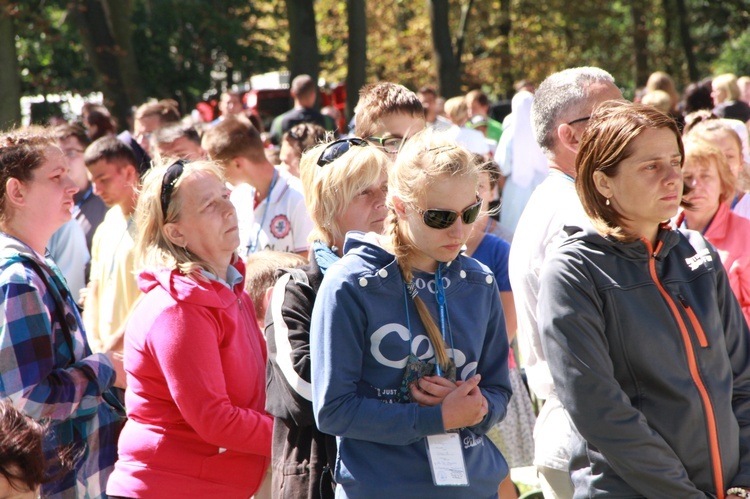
[51,123,91,149]
[0,130,55,223]
[0,401,49,493]
[575,101,685,241]
[83,136,138,169]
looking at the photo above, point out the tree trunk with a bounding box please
[428,0,461,98]
[0,5,21,131]
[102,0,145,109]
[346,0,366,120]
[498,0,512,99]
[287,0,320,101]
[454,0,474,74]
[631,0,649,87]
[675,0,699,81]
[68,0,133,131]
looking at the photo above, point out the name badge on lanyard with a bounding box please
[425,433,469,487]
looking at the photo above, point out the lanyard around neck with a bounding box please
[402,263,455,377]
[248,169,278,254]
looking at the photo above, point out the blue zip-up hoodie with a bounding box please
[311,232,511,498]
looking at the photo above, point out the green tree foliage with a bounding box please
[13,1,95,95]
[130,0,283,109]
[715,28,750,77]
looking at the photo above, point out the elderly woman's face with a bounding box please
[169,171,239,269]
[682,157,722,217]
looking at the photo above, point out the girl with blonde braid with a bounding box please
[311,130,511,498]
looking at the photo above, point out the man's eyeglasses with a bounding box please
[317,138,368,167]
[63,149,85,159]
[567,116,591,126]
[366,135,404,154]
[412,197,483,230]
[160,159,187,220]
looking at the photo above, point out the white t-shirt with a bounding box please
[231,170,312,257]
[508,169,589,470]
[442,125,491,156]
[733,193,750,220]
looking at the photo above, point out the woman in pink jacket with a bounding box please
[680,137,750,325]
[106,159,272,498]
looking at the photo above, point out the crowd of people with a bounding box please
[2,67,750,499]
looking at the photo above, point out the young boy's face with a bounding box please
[377,112,426,140]
[367,112,426,157]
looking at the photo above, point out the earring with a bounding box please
[606,198,611,206]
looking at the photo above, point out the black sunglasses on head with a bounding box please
[412,197,483,230]
[160,159,187,220]
[317,138,368,167]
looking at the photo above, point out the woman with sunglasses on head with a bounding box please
[265,137,390,499]
[279,122,327,178]
[106,159,272,499]
[0,129,123,499]
[538,102,750,498]
[311,130,512,498]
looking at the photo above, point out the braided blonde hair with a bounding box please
[385,130,480,371]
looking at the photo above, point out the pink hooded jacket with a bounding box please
[106,260,272,499]
[704,202,750,325]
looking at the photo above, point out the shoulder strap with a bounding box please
[284,267,309,286]
[22,258,77,364]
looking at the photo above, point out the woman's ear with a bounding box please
[5,178,25,209]
[163,222,187,248]
[593,170,613,199]
[392,195,408,219]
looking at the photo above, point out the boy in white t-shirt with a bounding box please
[202,116,312,257]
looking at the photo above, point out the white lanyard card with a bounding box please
[425,433,469,487]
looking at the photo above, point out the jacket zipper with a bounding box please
[677,294,709,347]
[644,238,724,499]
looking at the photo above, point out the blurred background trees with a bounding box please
[2,0,750,130]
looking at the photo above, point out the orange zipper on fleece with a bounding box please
[643,237,724,499]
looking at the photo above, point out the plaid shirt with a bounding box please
[0,234,119,498]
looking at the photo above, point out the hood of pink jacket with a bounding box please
[137,258,246,309]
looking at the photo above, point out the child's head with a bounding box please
[355,82,425,146]
[0,400,50,498]
[244,250,307,329]
[201,116,266,183]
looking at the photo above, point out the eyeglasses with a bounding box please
[412,197,483,230]
[317,138,368,167]
[63,149,84,159]
[567,116,591,126]
[366,135,404,154]
[160,159,187,220]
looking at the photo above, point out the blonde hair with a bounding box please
[645,71,679,110]
[641,90,672,114]
[683,137,737,203]
[713,73,741,101]
[385,130,479,371]
[443,96,468,125]
[244,250,307,321]
[135,159,229,277]
[299,141,390,248]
